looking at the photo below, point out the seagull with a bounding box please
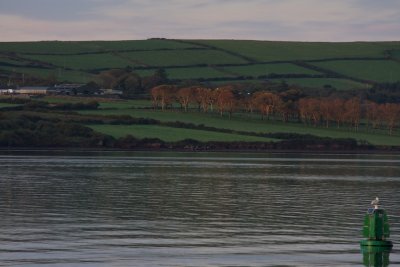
[371,197,379,209]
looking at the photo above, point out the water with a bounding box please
[0,151,399,266]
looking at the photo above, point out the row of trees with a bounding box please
[151,85,237,118]
[98,68,168,97]
[298,98,400,135]
[150,85,400,135]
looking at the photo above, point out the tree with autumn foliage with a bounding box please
[148,83,400,136]
[331,98,346,128]
[344,98,361,131]
[298,98,321,126]
[365,100,382,131]
[150,85,177,110]
[176,87,194,112]
[214,87,236,118]
[252,91,280,120]
[319,98,336,128]
[381,103,400,135]
[195,87,214,113]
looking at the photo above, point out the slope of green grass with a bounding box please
[0,56,29,66]
[89,124,276,142]
[212,78,370,90]
[24,54,134,70]
[0,66,93,83]
[283,78,371,90]
[42,97,150,109]
[81,39,202,51]
[121,49,248,66]
[167,66,229,79]
[1,39,399,85]
[0,103,20,108]
[132,69,159,77]
[192,40,400,61]
[222,63,321,76]
[98,100,151,109]
[79,108,400,146]
[312,60,400,83]
[0,41,102,54]
[0,40,201,54]
[392,50,400,60]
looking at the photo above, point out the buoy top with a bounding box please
[371,196,380,209]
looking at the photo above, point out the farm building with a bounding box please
[15,86,50,95]
[53,84,84,95]
[100,89,123,95]
[0,88,14,94]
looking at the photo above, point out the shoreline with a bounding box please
[1,146,400,155]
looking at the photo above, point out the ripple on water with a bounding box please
[0,152,400,266]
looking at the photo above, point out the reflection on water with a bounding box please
[362,246,392,267]
[0,151,399,266]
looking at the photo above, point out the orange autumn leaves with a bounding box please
[151,85,400,135]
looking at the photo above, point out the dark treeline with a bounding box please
[96,67,168,98]
[0,114,113,147]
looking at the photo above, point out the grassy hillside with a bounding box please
[311,60,400,83]
[88,124,276,142]
[1,39,399,89]
[191,40,398,61]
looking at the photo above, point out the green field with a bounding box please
[0,66,93,83]
[0,103,19,108]
[98,99,151,109]
[24,53,134,70]
[79,106,400,146]
[213,77,370,90]
[89,124,275,142]
[80,39,201,51]
[166,66,229,79]
[192,40,400,61]
[0,39,200,54]
[312,60,400,83]
[392,50,400,60]
[1,39,398,87]
[121,49,248,66]
[221,63,321,76]
[0,55,28,66]
[283,78,371,90]
[0,41,104,54]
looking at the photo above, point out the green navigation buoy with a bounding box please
[360,197,393,248]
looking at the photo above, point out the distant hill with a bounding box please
[1,39,399,90]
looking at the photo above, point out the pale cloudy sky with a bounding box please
[0,0,399,41]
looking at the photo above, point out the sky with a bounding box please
[0,0,399,42]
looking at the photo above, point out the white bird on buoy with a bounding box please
[371,197,379,209]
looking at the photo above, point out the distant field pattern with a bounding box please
[191,40,399,61]
[222,63,321,76]
[312,60,400,83]
[1,39,399,87]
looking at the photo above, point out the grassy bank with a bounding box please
[73,99,400,146]
[88,124,277,142]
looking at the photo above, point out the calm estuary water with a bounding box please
[0,151,399,267]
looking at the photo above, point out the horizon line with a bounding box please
[1,38,400,43]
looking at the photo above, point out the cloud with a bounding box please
[0,15,141,41]
[0,0,399,41]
